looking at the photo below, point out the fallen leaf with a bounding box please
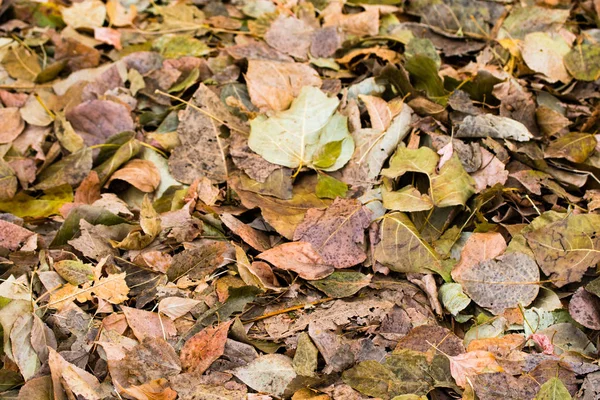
[66,100,134,146]
[249,86,354,171]
[221,213,271,252]
[108,159,161,192]
[0,220,34,251]
[231,173,331,240]
[257,242,334,280]
[311,271,372,298]
[158,297,201,320]
[61,0,106,29]
[168,84,247,184]
[454,252,540,314]
[121,306,177,341]
[374,212,444,277]
[535,377,572,400]
[0,107,25,144]
[456,114,534,142]
[521,32,571,84]
[525,213,600,287]
[564,43,600,81]
[449,350,503,388]
[293,332,319,377]
[92,273,129,304]
[265,15,314,60]
[452,232,507,280]
[233,354,297,398]
[246,60,321,112]
[120,378,177,400]
[544,132,597,163]
[568,287,600,330]
[293,198,371,269]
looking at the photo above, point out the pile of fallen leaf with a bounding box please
[1,0,600,399]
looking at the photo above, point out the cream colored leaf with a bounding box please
[158,297,201,320]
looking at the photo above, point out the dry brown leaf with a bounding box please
[92,273,129,304]
[74,171,102,204]
[246,60,321,112]
[257,242,334,280]
[121,306,177,341]
[108,159,161,192]
[0,107,25,144]
[471,148,508,193]
[120,378,177,400]
[265,15,314,60]
[294,198,372,269]
[158,297,201,320]
[0,220,34,251]
[220,213,271,252]
[359,95,391,131]
[569,287,600,330]
[180,320,233,374]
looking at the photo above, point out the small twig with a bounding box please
[241,297,333,324]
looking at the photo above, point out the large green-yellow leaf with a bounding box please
[430,155,476,208]
[525,213,600,287]
[381,145,438,178]
[544,132,597,163]
[535,377,572,400]
[248,86,354,171]
[374,212,446,279]
[564,44,600,81]
[382,184,433,212]
[0,185,73,218]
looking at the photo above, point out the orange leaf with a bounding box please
[449,350,503,388]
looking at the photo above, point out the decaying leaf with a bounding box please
[448,350,503,388]
[257,242,334,280]
[294,198,371,269]
[180,320,233,374]
[525,213,600,287]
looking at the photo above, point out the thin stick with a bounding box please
[241,297,333,324]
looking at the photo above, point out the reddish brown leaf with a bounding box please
[180,320,234,374]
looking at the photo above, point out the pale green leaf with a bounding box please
[249,86,354,171]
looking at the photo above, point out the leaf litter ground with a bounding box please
[0,0,600,399]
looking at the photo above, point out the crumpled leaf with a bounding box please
[257,242,334,280]
[438,283,471,316]
[249,86,354,171]
[293,198,371,268]
[456,114,534,142]
[525,213,600,287]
